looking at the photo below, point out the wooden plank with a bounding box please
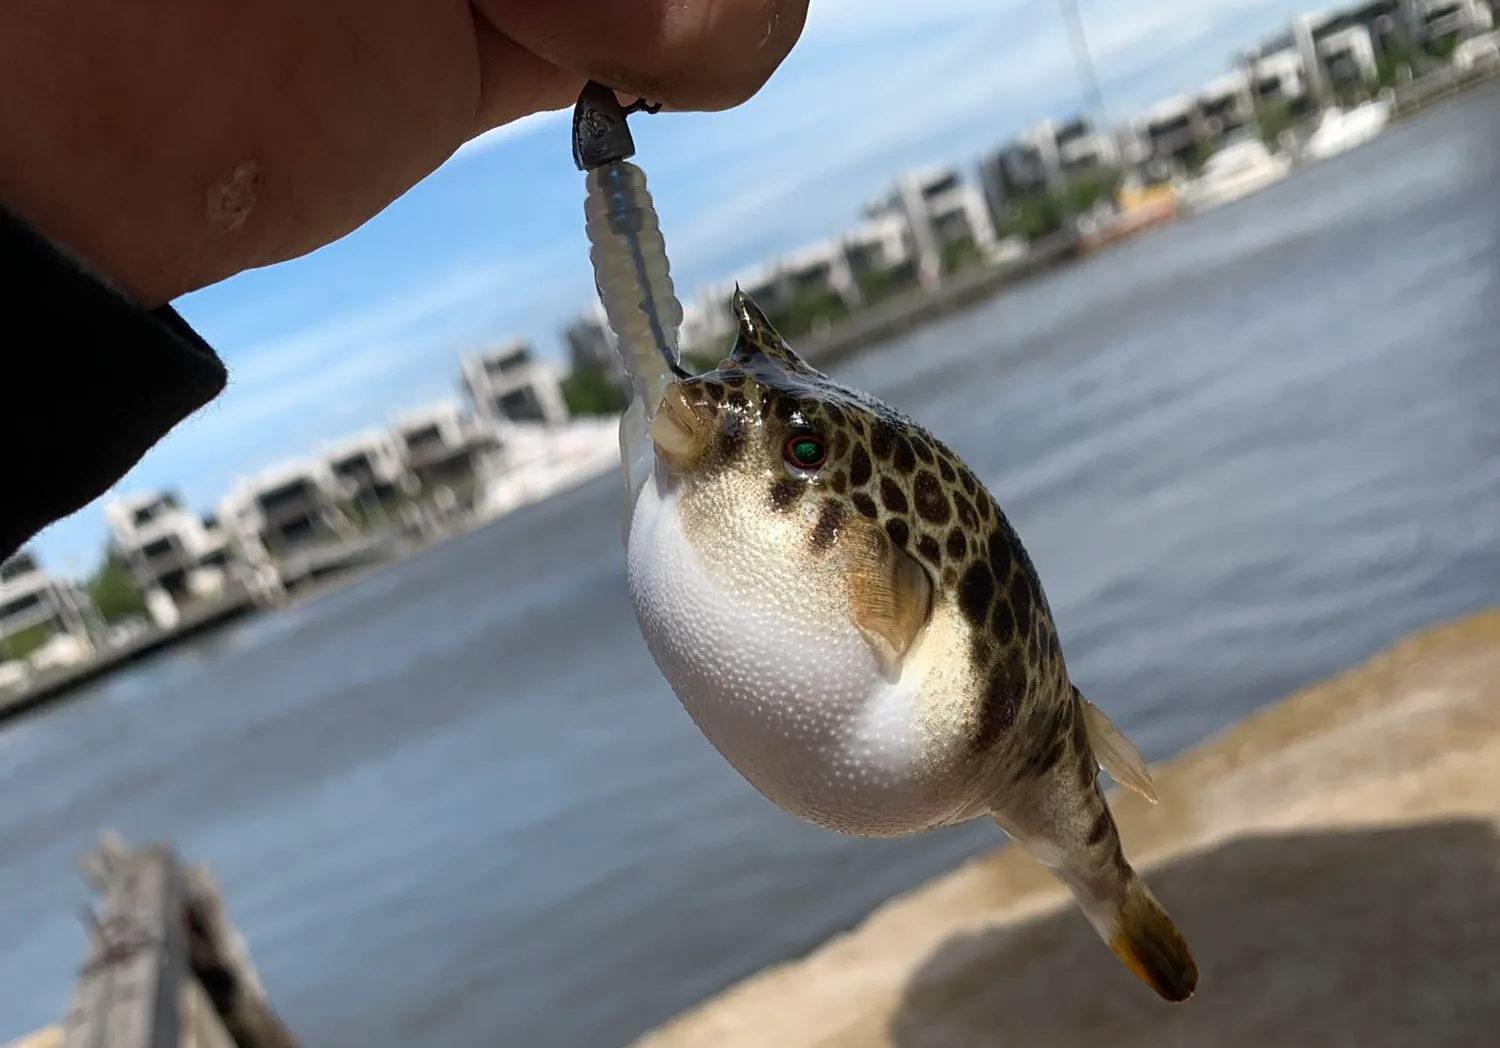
[181,981,237,1048]
[45,832,301,1048]
[58,843,186,1048]
[180,864,302,1048]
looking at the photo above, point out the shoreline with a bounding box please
[634,607,1500,1046]
[0,447,621,729]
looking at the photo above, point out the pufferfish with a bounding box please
[616,290,1197,1003]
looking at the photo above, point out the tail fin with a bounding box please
[1094,875,1198,1002]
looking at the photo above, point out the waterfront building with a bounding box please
[319,429,416,526]
[460,340,571,429]
[0,550,97,670]
[866,165,999,289]
[839,212,920,296]
[103,491,240,620]
[563,301,632,398]
[1134,93,1204,170]
[1198,70,1259,140]
[981,115,1122,221]
[219,457,358,574]
[391,400,503,518]
[1415,0,1494,40]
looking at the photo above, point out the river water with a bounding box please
[2,86,1497,1048]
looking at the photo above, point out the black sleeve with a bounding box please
[1,204,227,562]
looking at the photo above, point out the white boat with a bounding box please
[1176,138,1293,215]
[1302,99,1393,161]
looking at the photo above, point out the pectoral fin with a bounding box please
[1078,690,1159,804]
[838,517,933,681]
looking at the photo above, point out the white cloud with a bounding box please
[452,107,571,160]
[194,246,576,444]
[646,0,1309,287]
[223,268,506,387]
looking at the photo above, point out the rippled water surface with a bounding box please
[1,86,1497,1047]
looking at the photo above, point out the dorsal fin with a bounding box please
[728,289,819,376]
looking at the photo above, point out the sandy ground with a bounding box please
[635,609,1500,1048]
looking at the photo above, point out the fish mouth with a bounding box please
[651,381,710,471]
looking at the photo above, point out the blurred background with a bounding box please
[3,1,1499,1046]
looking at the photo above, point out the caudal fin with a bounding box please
[1101,875,1198,1002]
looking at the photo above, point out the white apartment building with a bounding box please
[0,550,96,670]
[460,340,571,430]
[1245,47,1311,107]
[676,212,923,361]
[1051,117,1121,175]
[1416,0,1494,39]
[220,458,356,568]
[104,491,239,616]
[319,429,415,524]
[867,166,998,290]
[1319,23,1382,85]
[839,212,918,290]
[1135,94,1201,167]
[1198,70,1258,139]
[780,238,863,311]
[392,400,502,517]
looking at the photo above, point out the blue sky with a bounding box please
[34,0,1316,573]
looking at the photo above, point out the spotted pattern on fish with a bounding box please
[631,290,1195,1003]
[666,299,1086,785]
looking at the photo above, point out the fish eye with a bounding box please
[783,434,827,472]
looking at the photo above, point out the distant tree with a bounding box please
[1376,36,1420,91]
[1254,100,1297,146]
[1060,172,1120,216]
[682,350,722,375]
[994,193,1063,241]
[561,369,630,416]
[768,290,850,341]
[87,551,146,624]
[940,237,983,276]
[0,623,50,662]
[1425,33,1460,62]
[1186,139,1218,174]
[854,266,913,306]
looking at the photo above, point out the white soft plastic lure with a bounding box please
[574,83,1196,1003]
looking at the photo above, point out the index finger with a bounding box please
[474,0,810,113]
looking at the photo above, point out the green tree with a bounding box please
[854,266,913,306]
[682,350,722,375]
[768,290,850,341]
[1425,33,1460,61]
[994,193,1063,241]
[0,623,50,662]
[87,551,146,624]
[1059,172,1120,216]
[1254,100,1296,146]
[1376,35,1419,91]
[561,369,630,416]
[940,237,983,276]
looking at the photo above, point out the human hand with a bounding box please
[0,0,809,308]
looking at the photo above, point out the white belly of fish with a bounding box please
[627,476,969,837]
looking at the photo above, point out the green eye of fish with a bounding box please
[784,435,826,471]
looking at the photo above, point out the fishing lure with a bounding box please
[572,82,1197,1003]
[573,82,691,542]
